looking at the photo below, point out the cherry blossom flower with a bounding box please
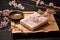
[2,9,10,16]
[44,9,54,16]
[17,4,25,10]
[36,0,40,6]
[1,22,8,27]
[49,2,54,6]
[8,1,12,6]
[37,9,42,14]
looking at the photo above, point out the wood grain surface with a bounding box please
[11,11,59,33]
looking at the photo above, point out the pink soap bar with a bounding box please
[20,12,48,31]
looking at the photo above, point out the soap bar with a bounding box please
[20,12,48,31]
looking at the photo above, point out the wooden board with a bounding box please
[11,11,59,33]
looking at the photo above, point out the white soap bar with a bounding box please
[20,12,48,31]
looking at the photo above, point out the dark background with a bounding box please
[0,0,60,40]
[0,0,60,10]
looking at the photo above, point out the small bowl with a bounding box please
[9,11,24,20]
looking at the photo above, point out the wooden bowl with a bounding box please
[9,11,24,20]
